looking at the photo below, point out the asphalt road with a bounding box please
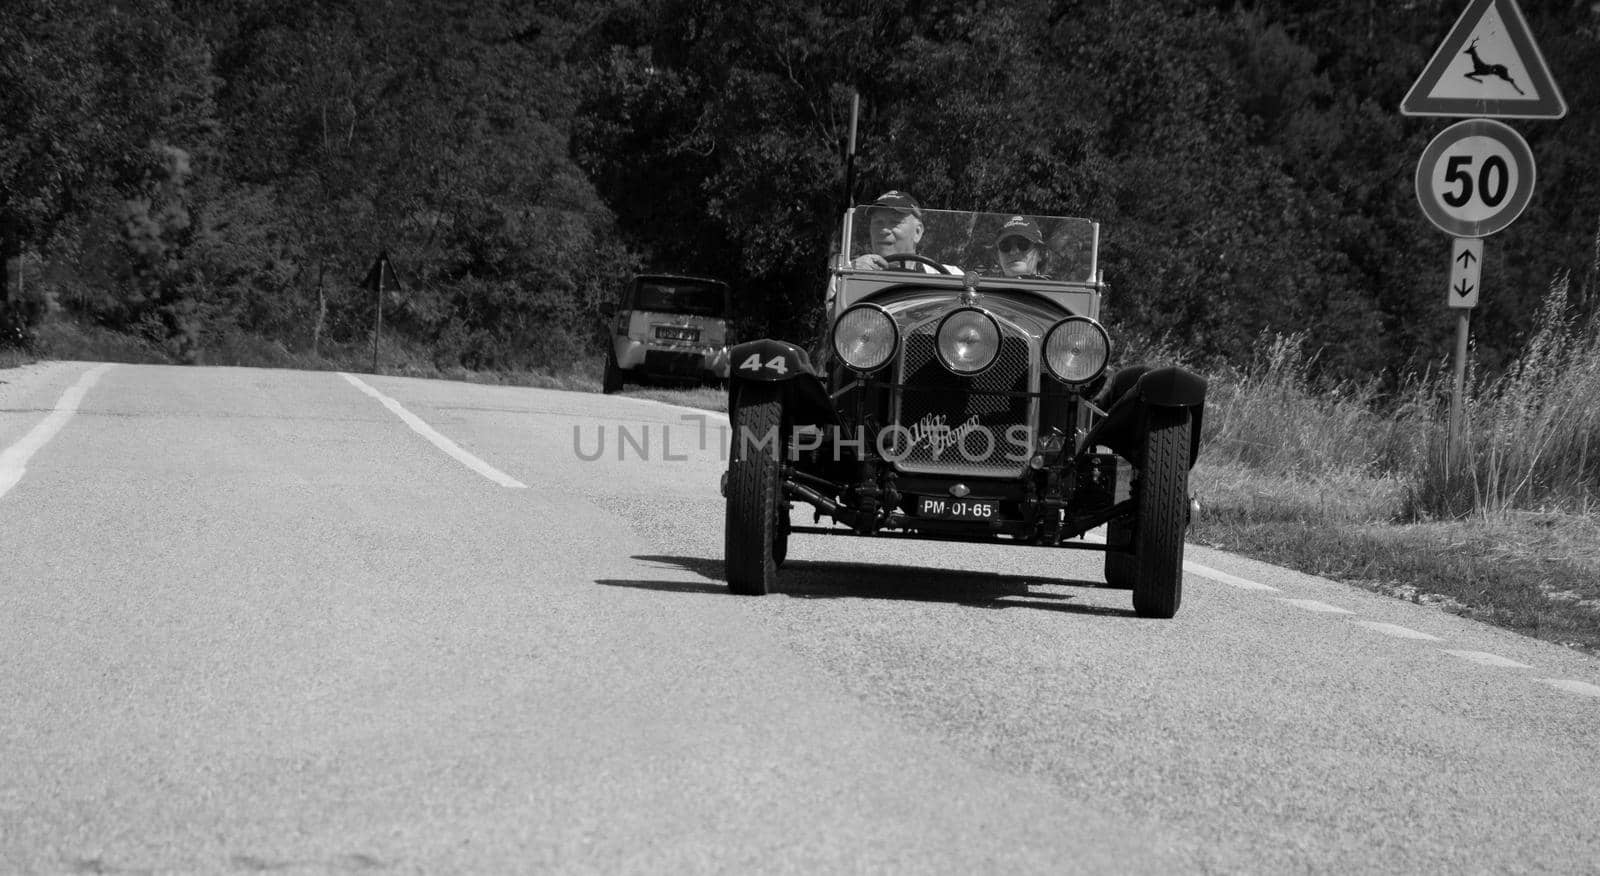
[3,362,1598,874]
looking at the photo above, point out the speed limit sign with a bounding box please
[1415,118,1535,238]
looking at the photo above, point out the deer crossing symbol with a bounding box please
[1463,38,1525,95]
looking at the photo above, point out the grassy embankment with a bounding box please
[1188,272,1600,655]
[7,278,1598,654]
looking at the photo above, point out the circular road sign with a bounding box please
[1415,118,1536,238]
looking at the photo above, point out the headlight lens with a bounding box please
[832,304,898,372]
[1043,316,1111,384]
[935,308,1001,375]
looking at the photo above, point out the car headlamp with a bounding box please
[1043,316,1111,384]
[935,308,1001,376]
[831,304,898,372]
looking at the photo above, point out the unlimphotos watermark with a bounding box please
[572,413,1042,463]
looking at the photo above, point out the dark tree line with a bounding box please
[3,0,1598,380]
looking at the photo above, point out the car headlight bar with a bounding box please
[832,303,899,372]
[1042,316,1111,385]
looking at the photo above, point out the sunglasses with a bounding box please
[998,237,1035,254]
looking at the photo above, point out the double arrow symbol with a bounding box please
[1448,238,1483,310]
[1454,243,1478,296]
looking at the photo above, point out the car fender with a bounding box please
[1080,365,1206,468]
[727,339,837,426]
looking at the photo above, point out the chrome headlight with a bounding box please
[934,308,1001,375]
[1043,316,1111,384]
[832,304,898,372]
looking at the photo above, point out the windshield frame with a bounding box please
[838,207,1099,284]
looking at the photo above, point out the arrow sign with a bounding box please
[1449,238,1483,309]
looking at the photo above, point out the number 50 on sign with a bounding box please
[1416,118,1536,238]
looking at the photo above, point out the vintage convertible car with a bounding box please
[721,207,1206,618]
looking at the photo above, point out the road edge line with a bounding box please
[340,373,527,489]
[0,363,114,500]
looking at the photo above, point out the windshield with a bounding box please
[632,278,727,317]
[845,207,1098,283]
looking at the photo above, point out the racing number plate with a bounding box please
[917,497,997,520]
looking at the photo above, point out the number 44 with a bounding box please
[739,353,788,374]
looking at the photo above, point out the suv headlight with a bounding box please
[935,308,1001,375]
[832,304,898,372]
[1043,316,1111,384]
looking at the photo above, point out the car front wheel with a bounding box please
[725,383,784,594]
[1131,407,1191,618]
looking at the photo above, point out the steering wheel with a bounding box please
[882,253,954,275]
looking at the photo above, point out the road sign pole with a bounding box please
[372,260,384,374]
[1449,309,1471,474]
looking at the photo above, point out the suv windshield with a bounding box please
[846,207,1098,283]
[633,277,727,317]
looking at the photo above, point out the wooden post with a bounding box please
[371,255,385,374]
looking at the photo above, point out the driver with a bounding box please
[850,191,957,273]
[995,215,1048,278]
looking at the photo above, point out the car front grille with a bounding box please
[889,324,1033,477]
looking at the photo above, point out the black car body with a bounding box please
[721,207,1206,618]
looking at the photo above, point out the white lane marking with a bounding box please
[1441,650,1532,669]
[1278,598,1354,614]
[340,373,527,488]
[1351,620,1441,641]
[1185,560,1280,592]
[0,364,114,500]
[1537,679,1600,698]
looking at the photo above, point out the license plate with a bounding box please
[917,497,997,520]
[655,326,700,342]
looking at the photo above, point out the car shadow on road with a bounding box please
[594,555,1139,617]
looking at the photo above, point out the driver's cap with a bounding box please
[996,215,1044,245]
[869,190,922,218]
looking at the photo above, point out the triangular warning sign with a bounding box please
[1401,0,1566,119]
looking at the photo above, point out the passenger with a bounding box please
[849,191,957,273]
[995,215,1049,278]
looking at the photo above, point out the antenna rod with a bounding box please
[843,90,859,211]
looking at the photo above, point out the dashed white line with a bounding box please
[1536,679,1600,698]
[1441,650,1532,669]
[1278,598,1354,614]
[1184,560,1280,591]
[340,373,527,488]
[1350,620,1441,641]
[0,363,114,500]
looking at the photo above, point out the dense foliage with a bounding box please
[3,0,1597,378]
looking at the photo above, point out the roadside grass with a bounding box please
[0,348,34,370]
[1192,272,1600,656]
[1191,505,1600,656]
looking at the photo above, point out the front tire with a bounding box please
[1131,407,1191,618]
[725,384,784,594]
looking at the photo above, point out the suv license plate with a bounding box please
[655,326,699,342]
[917,497,997,520]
